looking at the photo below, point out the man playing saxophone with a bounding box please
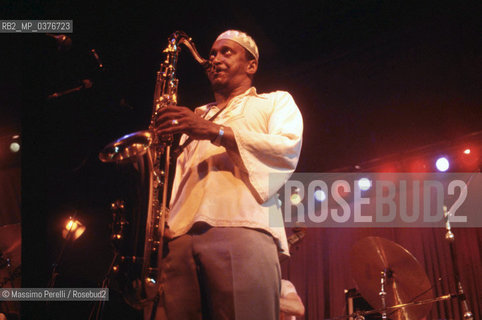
[151,30,303,320]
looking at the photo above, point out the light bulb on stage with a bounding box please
[62,217,86,240]
[9,135,20,153]
[358,178,372,191]
[435,157,450,172]
[314,189,326,202]
[290,187,302,205]
[9,142,20,153]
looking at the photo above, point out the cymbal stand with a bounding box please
[88,251,118,320]
[47,211,80,289]
[443,205,473,320]
[379,269,389,320]
[354,312,365,320]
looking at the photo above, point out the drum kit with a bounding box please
[332,235,473,320]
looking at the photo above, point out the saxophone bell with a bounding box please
[99,130,153,163]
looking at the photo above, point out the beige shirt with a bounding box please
[168,87,303,255]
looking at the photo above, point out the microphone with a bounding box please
[47,79,93,99]
[46,33,72,52]
[90,49,104,70]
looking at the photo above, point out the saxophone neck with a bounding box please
[169,31,211,69]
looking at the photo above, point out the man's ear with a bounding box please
[246,59,258,76]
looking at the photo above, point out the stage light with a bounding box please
[459,146,479,171]
[8,135,20,153]
[435,157,450,172]
[358,178,371,191]
[290,188,302,205]
[62,217,86,240]
[9,142,20,153]
[314,189,326,202]
[49,215,87,288]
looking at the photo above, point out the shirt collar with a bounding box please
[220,87,264,102]
[199,87,265,115]
[240,86,265,99]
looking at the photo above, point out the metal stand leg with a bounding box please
[88,252,118,320]
[379,270,388,320]
[444,206,473,320]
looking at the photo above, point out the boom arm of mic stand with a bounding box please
[47,79,93,99]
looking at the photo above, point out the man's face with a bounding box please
[207,39,255,92]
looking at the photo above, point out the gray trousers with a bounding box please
[146,225,281,320]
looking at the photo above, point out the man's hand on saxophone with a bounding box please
[154,105,218,139]
[154,105,237,150]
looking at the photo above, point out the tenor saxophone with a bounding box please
[99,31,210,308]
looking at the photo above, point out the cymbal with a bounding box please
[350,237,433,320]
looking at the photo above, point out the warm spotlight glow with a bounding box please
[435,157,450,172]
[408,159,428,172]
[290,193,302,205]
[459,147,478,171]
[62,217,86,240]
[9,142,20,153]
[358,178,372,191]
[379,164,398,173]
[290,188,302,205]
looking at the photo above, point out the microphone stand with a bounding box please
[88,252,118,320]
[47,79,93,99]
[47,212,79,289]
[443,205,473,319]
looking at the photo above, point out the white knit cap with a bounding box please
[215,30,259,61]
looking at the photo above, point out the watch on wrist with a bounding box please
[212,126,225,146]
